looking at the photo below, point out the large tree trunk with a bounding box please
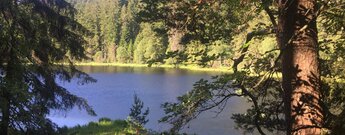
[168,28,185,51]
[278,0,323,134]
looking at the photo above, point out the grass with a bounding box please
[73,62,233,73]
[60,62,345,83]
[67,118,134,135]
[65,118,192,135]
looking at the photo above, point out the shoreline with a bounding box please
[70,63,344,83]
[73,62,233,73]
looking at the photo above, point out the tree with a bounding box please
[139,0,242,52]
[141,0,345,134]
[129,93,149,126]
[119,5,130,47]
[70,0,122,62]
[278,0,322,134]
[207,40,231,67]
[116,0,141,63]
[0,0,96,134]
[133,23,167,64]
[128,93,149,135]
[116,45,130,63]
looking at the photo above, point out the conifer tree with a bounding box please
[0,0,96,134]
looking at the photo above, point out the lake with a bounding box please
[48,66,250,135]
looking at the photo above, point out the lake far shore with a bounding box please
[71,62,234,73]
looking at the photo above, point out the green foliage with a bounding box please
[133,23,167,64]
[137,0,248,67]
[164,51,189,67]
[128,93,150,126]
[185,40,207,64]
[164,39,232,68]
[0,0,96,134]
[139,0,247,43]
[72,0,123,62]
[156,0,345,135]
[67,118,131,135]
[66,117,192,135]
[207,40,230,58]
[68,0,242,68]
[320,0,345,34]
[317,2,345,133]
[118,0,140,63]
[159,71,286,133]
[116,46,130,63]
[2,0,343,134]
[126,93,149,134]
[207,40,232,67]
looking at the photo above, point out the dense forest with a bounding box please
[68,0,234,68]
[1,0,345,135]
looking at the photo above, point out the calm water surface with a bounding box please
[49,66,250,135]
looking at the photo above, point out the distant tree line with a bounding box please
[68,0,235,68]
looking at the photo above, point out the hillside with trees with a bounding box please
[67,0,237,68]
[1,0,344,134]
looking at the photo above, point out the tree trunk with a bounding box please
[168,28,185,51]
[278,0,323,134]
[0,96,10,135]
[0,50,15,135]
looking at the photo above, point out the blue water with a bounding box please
[48,66,249,135]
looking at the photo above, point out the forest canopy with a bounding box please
[1,0,345,134]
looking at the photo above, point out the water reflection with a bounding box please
[77,66,222,76]
[49,66,249,135]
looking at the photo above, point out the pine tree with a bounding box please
[129,93,149,126]
[0,0,96,134]
[133,23,167,64]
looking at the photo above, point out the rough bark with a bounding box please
[168,28,185,51]
[0,96,10,135]
[278,0,323,134]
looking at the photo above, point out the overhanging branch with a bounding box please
[232,28,274,72]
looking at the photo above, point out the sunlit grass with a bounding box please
[73,62,233,73]
[61,62,345,83]
[67,118,133,135]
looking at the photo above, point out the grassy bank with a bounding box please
[67,118,136,135]
[66,118,189,135]
[73,62,233,73]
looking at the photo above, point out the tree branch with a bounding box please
[236,84,266,135]
[260,0,277,27]
[232,28,274,72]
